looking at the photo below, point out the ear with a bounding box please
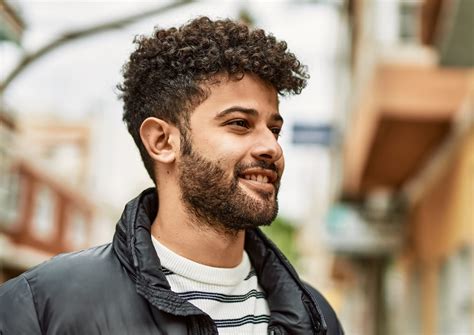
[140,117,178,164]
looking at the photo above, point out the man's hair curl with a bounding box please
[117,16,308,182]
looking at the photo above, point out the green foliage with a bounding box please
[237,8,255,26]
[261,216,300,266]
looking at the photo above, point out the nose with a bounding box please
[250,128,283,163]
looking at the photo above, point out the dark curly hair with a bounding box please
[118,16,308,183]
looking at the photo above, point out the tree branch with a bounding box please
[0,0,193,93]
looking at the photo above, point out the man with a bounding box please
[0,17,343,334]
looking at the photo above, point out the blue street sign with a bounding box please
[291,123,334,146]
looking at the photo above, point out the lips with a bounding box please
[236,167,280,197]
[238,168,278,185]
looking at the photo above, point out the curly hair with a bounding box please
[117,16,308,182]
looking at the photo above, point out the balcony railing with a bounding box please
[0,124,94,257]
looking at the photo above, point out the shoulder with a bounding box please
[24,243,116,284]
[0,274,43,333]
[0,244,119,333]
[1,244,157,333]
[303,283,344,335]
[19,244,136,325]
[21,243,133,299]
[15,242,135,306]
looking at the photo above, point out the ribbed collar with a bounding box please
[152,236,251,286]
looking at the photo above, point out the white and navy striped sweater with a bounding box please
[152,237,270,334]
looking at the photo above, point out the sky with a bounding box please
[1,0,346,223]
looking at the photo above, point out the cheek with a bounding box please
[195,141,242,171]
[206,140,247,161]
[194,133,241,153]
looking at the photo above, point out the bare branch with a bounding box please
[0,0,193,93]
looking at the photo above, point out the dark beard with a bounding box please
[177,148,280,235]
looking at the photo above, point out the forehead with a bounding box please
[191,74,279,120]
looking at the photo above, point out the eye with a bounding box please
[271,127,282,138]
[227,119,249,128]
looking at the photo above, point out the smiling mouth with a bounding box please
[239,168,277,183]
[237,169,278,194]
[243,174,270,183]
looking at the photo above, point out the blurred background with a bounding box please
[0,0,472,334]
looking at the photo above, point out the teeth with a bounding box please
[242,174,271,183]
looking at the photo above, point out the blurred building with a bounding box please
[324,0,473,334]
[0,0,95,282]
[0,114,97,282]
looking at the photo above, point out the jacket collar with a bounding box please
[113,188,327,334]
[113,188,204,317]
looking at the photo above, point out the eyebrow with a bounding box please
[215,106,284,123]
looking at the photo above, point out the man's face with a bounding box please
[177,74,284,233]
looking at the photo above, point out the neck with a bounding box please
[151,190,245,268]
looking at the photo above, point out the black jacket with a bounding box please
[0,188,343,334]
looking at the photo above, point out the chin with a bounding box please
[238,181,276,202]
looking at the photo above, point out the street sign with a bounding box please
[291,123,334,146]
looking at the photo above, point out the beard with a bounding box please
[177,144,280,235]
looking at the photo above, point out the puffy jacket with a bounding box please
[0,188,343,334]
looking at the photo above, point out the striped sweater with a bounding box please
[152,237,270,334]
